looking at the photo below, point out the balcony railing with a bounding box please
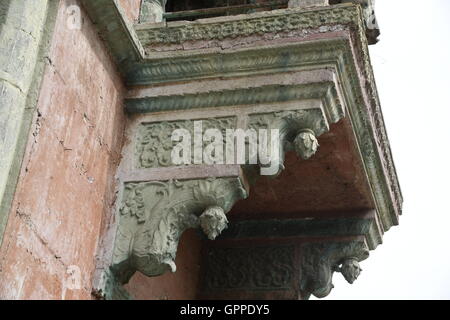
[164,1,289,22]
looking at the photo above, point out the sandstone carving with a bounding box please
[248,109,329,176]
[294,129,320,160]
[300,241,369,299]
[204,246,295,291]
[111,178,247,284]
[199,206,229,240]
[136,117,236,168]
[338,258,363,284]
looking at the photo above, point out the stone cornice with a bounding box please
[125,37,351,85]
[126,81,341,119]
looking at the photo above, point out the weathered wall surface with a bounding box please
[0,0,126,299]
[0,0,56,247]
[118,0,142,22]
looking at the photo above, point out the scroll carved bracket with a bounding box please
[300,241,370,299]
[248,108,330,177]
[110,177,247,285]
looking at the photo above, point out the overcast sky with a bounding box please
[319,0,450,300]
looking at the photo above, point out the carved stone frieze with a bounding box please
[133,107,330,177]
[136,5,362,46]
[203,246,295,291]
[111,177,247,284]
[135,117,236,168]
[202,240,369,299]
[300,240,369,299]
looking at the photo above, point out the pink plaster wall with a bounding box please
[118,0,143,22]
[0,0,126,300]
[124,230,203,300]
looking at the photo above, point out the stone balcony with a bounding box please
[81,0,401,300]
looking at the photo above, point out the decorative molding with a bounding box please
[126,37,352,85]
[300,240,369,299]
[203,246,295,291]
[126,81,341,118]
[135,4,361,46]
[110,177,247,284]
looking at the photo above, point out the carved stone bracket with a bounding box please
[248,108,329,177]
[300,240,369,299]
[110,177,247,284]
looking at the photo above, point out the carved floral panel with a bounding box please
[135,117,236,168]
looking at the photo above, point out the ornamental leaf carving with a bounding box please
[112,178,247,284]
[300,241,369,299]
[136,6,361,46]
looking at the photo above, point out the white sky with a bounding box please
[320,0,450,300]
